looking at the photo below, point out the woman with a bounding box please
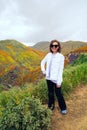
[41,40,67,114]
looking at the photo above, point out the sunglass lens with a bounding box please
[55,45,58,48]
[51,45,58,48]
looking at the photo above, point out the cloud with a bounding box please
[0,0,87,46]
[0,1,25,39]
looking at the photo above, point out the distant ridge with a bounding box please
[33,41,50,52]
[33,40,87,54]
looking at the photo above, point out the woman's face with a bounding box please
[50,42,59,53]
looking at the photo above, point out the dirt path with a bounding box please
[50,85,87,130]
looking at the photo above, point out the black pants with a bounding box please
[46,80,66,111]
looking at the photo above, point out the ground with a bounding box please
[50,85,87,130]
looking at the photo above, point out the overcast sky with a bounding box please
[0,0,87,46]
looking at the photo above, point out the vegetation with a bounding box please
[72,46,87,53]
[0,40,87,86]
[0,40,45,86]
[0,39,87,130]
[0,95,51,130]
[62,63,87,95]
[0,53,87,129]
[71,54,87,65]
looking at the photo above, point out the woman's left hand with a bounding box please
[56,84,61,88]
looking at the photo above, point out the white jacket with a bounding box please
[41,52,64,85]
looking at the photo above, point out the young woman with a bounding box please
[41,40,67,114]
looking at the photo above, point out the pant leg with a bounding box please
[46,80,55,107]
[54,84,66,111]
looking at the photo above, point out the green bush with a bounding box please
[0,96,51,130]
[0,87,51,130]
[62,63,87,95]
[32,79,48,103]
[0,84,4,92]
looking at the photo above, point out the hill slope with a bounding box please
[0,40,45,86]
[72,45,87,53]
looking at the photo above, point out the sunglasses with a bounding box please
[50,44,59,48]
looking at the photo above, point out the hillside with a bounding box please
[33,41,87,54]
[72,45,87,53]
[0,40,45,68]
[0,40,45,86]
[64,46,87,65]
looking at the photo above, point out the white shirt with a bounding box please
[41,52,64,85]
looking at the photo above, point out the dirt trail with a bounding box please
[51,85,87,130]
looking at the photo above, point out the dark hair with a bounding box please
[50,40,61,53]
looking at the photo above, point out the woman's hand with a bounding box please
[40,73,45,78]
[56,84,61,88]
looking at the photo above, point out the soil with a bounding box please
[50,85,87,130]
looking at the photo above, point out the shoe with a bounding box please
[61,110,67,115]
[48,104,55,110]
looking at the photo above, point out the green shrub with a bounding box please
[32,79,48,103]
[0,96,51,130]
[62,63,87,95]
[0,84,4,92]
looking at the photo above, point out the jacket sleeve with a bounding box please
[57,55,65,85]
[41,54,48,74]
